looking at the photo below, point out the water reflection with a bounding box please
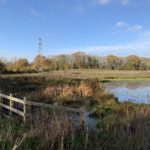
[104,80,150,104]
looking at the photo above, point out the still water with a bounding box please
[104,80,150,104]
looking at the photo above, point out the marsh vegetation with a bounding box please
[0,72,150,150]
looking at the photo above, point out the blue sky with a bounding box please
[0,0,150,61]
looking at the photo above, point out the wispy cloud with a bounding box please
[94,0,147,6]
[97,0,111,5]
[88,39,150,56]
[115,21,127,28]
[129,25,143,32]
[121,0,129,5]
[0,0,6,4]
[71,35,150,57]
[115,21,143,32]
[30,8,44,17]
[56,18,149,56]
[95,0,128,6]
[74,5,86,14]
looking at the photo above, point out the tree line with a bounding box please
[0,52,150,73]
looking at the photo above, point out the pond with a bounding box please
[103,80,150,104]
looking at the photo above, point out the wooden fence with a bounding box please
[0,92,84,123]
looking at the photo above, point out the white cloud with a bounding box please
[75,39,150,57]
[97,0,111,5]
[115,21,143,33]
[60,30,150,57]
[30,8,44,17]
[94,0,146,6]
[54,30,150,57]
[129,25,143,32]
[115,21,127,28]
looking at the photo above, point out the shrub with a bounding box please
[92,105,112,118]
[94,92,118,105]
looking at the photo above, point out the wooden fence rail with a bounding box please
[0,92,84,123]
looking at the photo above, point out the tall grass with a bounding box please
[1,103,150,150]
[0,109,99,150]
[0,74,150,149]
[93,103,150,150]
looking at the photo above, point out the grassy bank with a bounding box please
[0,69,150,80]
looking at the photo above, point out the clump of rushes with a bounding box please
[1,109,101,150]
[0,76,117,107]
[92,105,113,118]
[29,79,108,106]
[20,110,99,150]
[94,92,118,105]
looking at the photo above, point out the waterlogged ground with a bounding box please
[104,80,150,104]
[0,75,150,149]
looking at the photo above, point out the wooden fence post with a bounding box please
[27,96,32,114]
[10,93,13,117]
[54,102,58,114]
[0,90,2,112]
[23,97,27,123]
[84,127,89,149]
[60,135,64,150]
[80,107,85,129]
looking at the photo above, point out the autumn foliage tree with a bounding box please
[72,52,86,69]
[2,52,150,73]
[126,55,141,70]
[54,55,70,70]
[15,59,29,71]
[0,60,6,73]
[6,58,30,72]
[32,55,50,71]
[106,55,121,70]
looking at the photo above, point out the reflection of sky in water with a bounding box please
[104,81,150,104]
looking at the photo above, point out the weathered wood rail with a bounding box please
[0,92,84,123]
